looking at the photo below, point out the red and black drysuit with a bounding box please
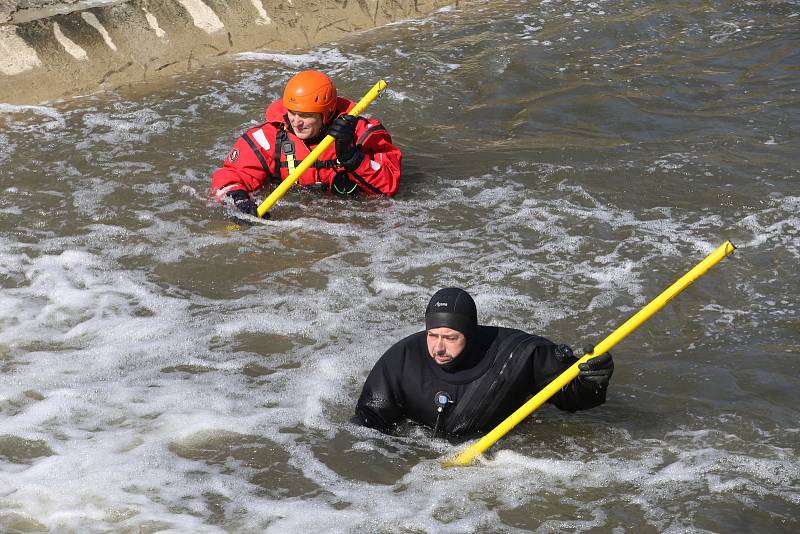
[211,97,401,198]
[353,327,608,436]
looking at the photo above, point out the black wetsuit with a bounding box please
[353,326,607,436]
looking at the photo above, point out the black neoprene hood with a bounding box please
[424,287,478,336]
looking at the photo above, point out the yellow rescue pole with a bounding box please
[445,240,737,467]
[256,79,389,218]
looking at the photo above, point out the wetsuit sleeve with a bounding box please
[211,129,275,194]
[352,349,405,433]
[341,120,402,197]
[533,344,607,412]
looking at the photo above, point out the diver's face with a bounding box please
[427,327,466,365]
[287,110,325,140]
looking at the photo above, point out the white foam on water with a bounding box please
[736,195,800,257]
[585,259,643,311]
[386,88,411,102]
[0,244,308,530]
[234,47,359,71]
[0,103,66,129]
[77,107,179,148]
[0,133,14,164]
[71,178,117,219]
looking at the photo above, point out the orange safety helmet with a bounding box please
[282,70,338,118]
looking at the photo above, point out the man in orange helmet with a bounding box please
[211,70,402,218]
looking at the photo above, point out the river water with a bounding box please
[1,0,798,532]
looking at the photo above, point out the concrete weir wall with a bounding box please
[0,0,451,104]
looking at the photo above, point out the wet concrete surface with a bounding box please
[0,0,452,104]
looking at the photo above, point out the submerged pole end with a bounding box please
[441,447,482,468]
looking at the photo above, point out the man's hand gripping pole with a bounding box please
[444,241,737,467]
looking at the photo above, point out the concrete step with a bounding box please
[0,0,450,104]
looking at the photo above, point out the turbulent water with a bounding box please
[1,0,799,532]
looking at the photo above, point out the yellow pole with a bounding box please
[445,240,737,467]
[256,79,389,218]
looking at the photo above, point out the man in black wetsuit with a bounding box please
[352,287,614,436]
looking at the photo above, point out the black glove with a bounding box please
[331,171,358,196]
[227,189,257,219]
[328,115,364,171]
[578,349,614,390]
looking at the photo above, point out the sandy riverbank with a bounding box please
[0,0,451,104]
